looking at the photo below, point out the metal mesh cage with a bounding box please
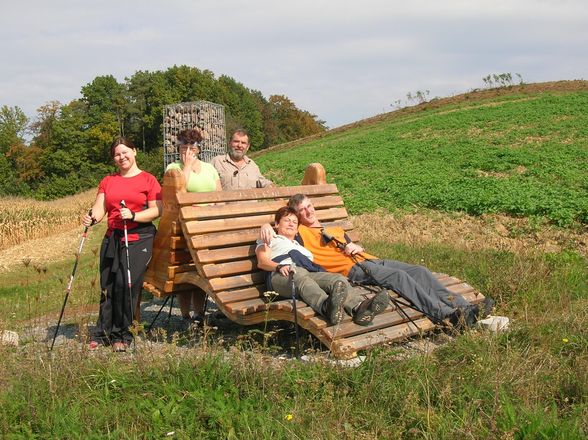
[162,100,226,170]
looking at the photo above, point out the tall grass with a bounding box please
[0,190,95,250]
[0,235,586,438]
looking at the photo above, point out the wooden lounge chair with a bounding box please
[143,164,486,358]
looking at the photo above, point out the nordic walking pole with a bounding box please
[289,263,301,358]
[50,209,92,351]
[120,200,135,348]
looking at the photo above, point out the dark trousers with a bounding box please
[347,259,471,322]
[95,233,154,344]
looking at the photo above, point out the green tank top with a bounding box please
[166,161,219,192]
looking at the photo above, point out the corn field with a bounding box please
[0,191,95,250]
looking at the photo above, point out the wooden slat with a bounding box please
[170,236,186,249]
[446,284,475,296]
[202,258,257,278]
[322,307,424,340]
[166,263,196,279]
[215,286,266,304]
[190,228,260,249]
[196,245,257,264]
[177,184,339,205]
[169,250,192,265]
[185,213,275,235]
[184,208,351,235]
[307,195,344,208]
[332,318,436,355]
[171,221,182,235]
[208,272,266,292]
[439,276,463,287]
[224,298,268,315]
[181,200,287,221]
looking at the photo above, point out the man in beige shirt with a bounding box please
[212,129,273,190]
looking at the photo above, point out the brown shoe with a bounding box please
[353,290,389,326]
[112,341,127,352]
[325,280,348,325]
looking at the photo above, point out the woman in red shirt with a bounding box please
[82,137,162,352]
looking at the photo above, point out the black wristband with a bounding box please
[131,211,136,221]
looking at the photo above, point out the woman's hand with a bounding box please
[181,146,198,168]
[120,207,135,221]
[81,212,95,227]
[277,265,291,277]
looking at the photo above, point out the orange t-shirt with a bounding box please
[297,225,377,277]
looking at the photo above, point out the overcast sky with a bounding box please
[1,0,587,129]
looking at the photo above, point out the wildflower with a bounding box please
[166,432,175,437]
[284,414,293,421]
[562,338,569,343]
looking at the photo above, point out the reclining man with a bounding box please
[261,194,494,328]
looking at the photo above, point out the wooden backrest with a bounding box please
[173,164,363,315]
[143,162,357,300]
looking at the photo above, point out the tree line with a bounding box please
[0,65,326,199]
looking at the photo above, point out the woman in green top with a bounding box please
[166,128,221,324]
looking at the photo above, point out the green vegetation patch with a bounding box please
[258,91,588,226]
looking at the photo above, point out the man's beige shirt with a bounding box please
[211,154,273,190]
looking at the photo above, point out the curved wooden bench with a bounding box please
[144,164,486,358]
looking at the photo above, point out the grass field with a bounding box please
[256,85,588,227]
[0,81,586,439]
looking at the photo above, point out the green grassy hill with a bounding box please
[256,81,588,226]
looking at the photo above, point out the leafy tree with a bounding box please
[0,66,327,199]
[218,75,264,149]
[81,75,127,136]
[264,95,326,146]
[6,142,44,186]
[30,101,62,150]
[0,105,28,154]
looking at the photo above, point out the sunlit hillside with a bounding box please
[256,80,588,227]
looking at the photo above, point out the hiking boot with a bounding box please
[448,304,479,330]
[325,280,348,325]
[353,289,389,326]
[479,297,495,318]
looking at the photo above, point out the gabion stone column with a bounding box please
[163,100,226,169]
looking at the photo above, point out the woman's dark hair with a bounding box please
[177,128,203,145]
[274,206,298,225]
[110,137,136,158]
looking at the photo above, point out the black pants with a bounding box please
[94,230,154,344]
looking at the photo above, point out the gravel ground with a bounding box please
[9,294,455,364]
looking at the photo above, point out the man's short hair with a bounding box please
[287,194,308,211]
[231,128,250,143]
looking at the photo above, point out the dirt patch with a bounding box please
[0,224,105,273]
